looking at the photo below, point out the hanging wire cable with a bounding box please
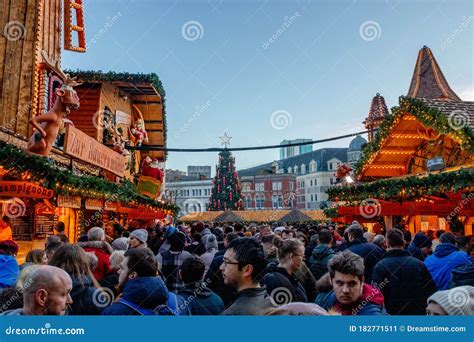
[123,130,371,153]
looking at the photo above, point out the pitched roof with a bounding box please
[178,209,328,222]
[363,93,389,124]
[238,148,348,177]
[279,209,313,223]
[407,46,461,101]
[418,98,474,130]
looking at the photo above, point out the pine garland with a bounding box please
[327,168,474,202]
[0,141,179,215]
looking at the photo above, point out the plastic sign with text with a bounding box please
[0,181,54,199]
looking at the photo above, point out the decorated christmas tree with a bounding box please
[208,149,243,211]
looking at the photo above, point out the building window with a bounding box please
[294,166,298,175]
[288,167,292,174]
[314,194,318,202]
[301,164,306,174]
[272,182,282,191]
[256,196,264,209]
[314,178,317,186]
[330,178,336,185]
[278,195,283,208]
[310,161,317,172]
[244,197,251,208]
[290,182,294,191]
[255,183,264,192]
[310,179,313,187]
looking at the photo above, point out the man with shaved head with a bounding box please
[1,265,73,315]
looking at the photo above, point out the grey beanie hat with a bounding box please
[427,286,474,315]
[130,229,148,244]
[112,237,129,251]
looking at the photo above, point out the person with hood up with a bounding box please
[315,251,387,315]
[102,248,169,315]
[79,227,112,281]
[424,232,471,290]
[200,234,219,273]
[177,256,224,315]
[0,240,19,289]
[308,229,335,281]
[408,232,433,261]
[262,238,308,303]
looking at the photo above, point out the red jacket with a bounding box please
[79,241,112,281]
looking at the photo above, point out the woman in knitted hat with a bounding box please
[128,229,148,249]
[427,286,474,315]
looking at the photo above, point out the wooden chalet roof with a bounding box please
[67,70,167,161]
[357,97,474,180]
[179,209,328,223]
[407,46,461,101]
[363,93,389,125]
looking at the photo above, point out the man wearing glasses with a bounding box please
[220,238,274,315]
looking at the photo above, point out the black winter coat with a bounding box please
[346,238,384,283]
[261,263,307,303]
[372,249,437,315]
[67,275,100,315]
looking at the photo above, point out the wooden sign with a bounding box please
[64,126,126,177]
[85,198,103,210]
[0,181,54,198]
[57,195,82,208]
[116,110,132,125]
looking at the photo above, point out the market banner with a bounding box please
[85,198,104,210]
[0,181,54,199]
[57,195,82,209]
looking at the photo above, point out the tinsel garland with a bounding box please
[0,141,179,215]
[326,168,474,202]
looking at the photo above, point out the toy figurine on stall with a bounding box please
[335,163,353,184]
[130,104,149,146]
[141,156,164,182]
[113,127,130,156]
[137,156,164,199]
[27,51,81,156]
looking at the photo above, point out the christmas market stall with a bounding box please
[327,47,473,235]
[0,0,177,259]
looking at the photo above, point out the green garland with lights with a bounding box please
[355,96,474,176]
[66,70,168,160]
[327,168,474,203]
[0,140,179,215]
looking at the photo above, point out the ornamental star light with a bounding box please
[219,132,232,148]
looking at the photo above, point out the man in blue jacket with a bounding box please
[102,248,169,315]
[425,232,471,290]
[345,225,384,283]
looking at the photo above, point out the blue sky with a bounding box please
[63,0,473,174]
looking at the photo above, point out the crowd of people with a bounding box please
[0,218,473,316]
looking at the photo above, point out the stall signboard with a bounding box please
[104,201,118,211]
[116,110,132,125]
[64,126,126,177]
[57,195,82,209]
[0,181,54,198]
[85,198,103,210]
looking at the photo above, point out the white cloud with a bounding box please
[458,87,474,101]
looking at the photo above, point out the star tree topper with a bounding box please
[219,132,232,148]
